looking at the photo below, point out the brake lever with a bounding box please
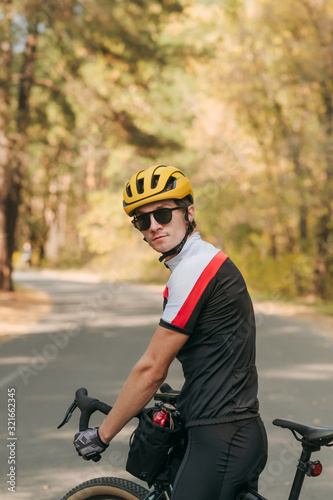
[57,400,78,429]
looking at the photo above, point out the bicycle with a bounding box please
[58,384,333,500]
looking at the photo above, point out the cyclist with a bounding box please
[74,165,268,499]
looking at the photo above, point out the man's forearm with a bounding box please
[98,359,166,444]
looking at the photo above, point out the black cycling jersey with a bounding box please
[159,232,259,427]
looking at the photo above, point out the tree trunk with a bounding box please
[0,168,11,290]
[0,0,13,290]
[314,208,332,299]
[0,16,38,290]
[313,80,333,299]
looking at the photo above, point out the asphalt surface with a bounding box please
[0,270,332,500]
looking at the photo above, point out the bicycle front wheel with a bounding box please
[60,476,149,500]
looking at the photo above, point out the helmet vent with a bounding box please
[137,178,144,194]
[151,175,160,189]
[166,176,177,191]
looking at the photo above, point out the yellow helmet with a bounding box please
[123,165,194,216]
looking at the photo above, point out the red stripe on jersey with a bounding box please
[163,286,169,299]
[171,251,228,329]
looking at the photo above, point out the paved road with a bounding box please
[0,271,332,499]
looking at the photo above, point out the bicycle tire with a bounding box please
[60,476,149,500]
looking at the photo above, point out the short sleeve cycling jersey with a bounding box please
[160,232,259,427]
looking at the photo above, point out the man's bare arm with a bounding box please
[98,325,188,444]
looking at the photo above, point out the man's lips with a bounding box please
[152,235,167,241]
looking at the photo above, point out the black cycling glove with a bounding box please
[73,427,108,462]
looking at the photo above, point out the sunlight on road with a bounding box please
[261,364,333,380]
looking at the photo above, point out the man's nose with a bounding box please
[149,213,162,230]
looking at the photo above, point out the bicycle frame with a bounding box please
[144,483,173,500]
[58,387,333,500]
[139,416,333,500]
[145,442,323,500]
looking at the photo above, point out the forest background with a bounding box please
[1,0,333,307]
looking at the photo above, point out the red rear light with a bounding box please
[310,461,322,477]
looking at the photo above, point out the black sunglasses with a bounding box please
[132,207,182,231]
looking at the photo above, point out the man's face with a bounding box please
[135,200,195,259]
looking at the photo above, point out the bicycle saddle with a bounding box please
[273,418,333,445]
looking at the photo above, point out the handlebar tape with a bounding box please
[76,388,112,431]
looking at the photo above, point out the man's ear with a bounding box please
[188,205,195,222]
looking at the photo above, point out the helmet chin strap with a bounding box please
[158,207,194,263]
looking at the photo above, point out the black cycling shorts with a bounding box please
[171,417,267,500]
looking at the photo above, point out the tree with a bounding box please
[0,0,187,290]
[206,0,333,298]
[0,0,38,289]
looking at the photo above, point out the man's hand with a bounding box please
[73,427,108,462]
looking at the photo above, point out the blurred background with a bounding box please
[1,0,333,305]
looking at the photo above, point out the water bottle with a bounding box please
[152,409,170,427]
